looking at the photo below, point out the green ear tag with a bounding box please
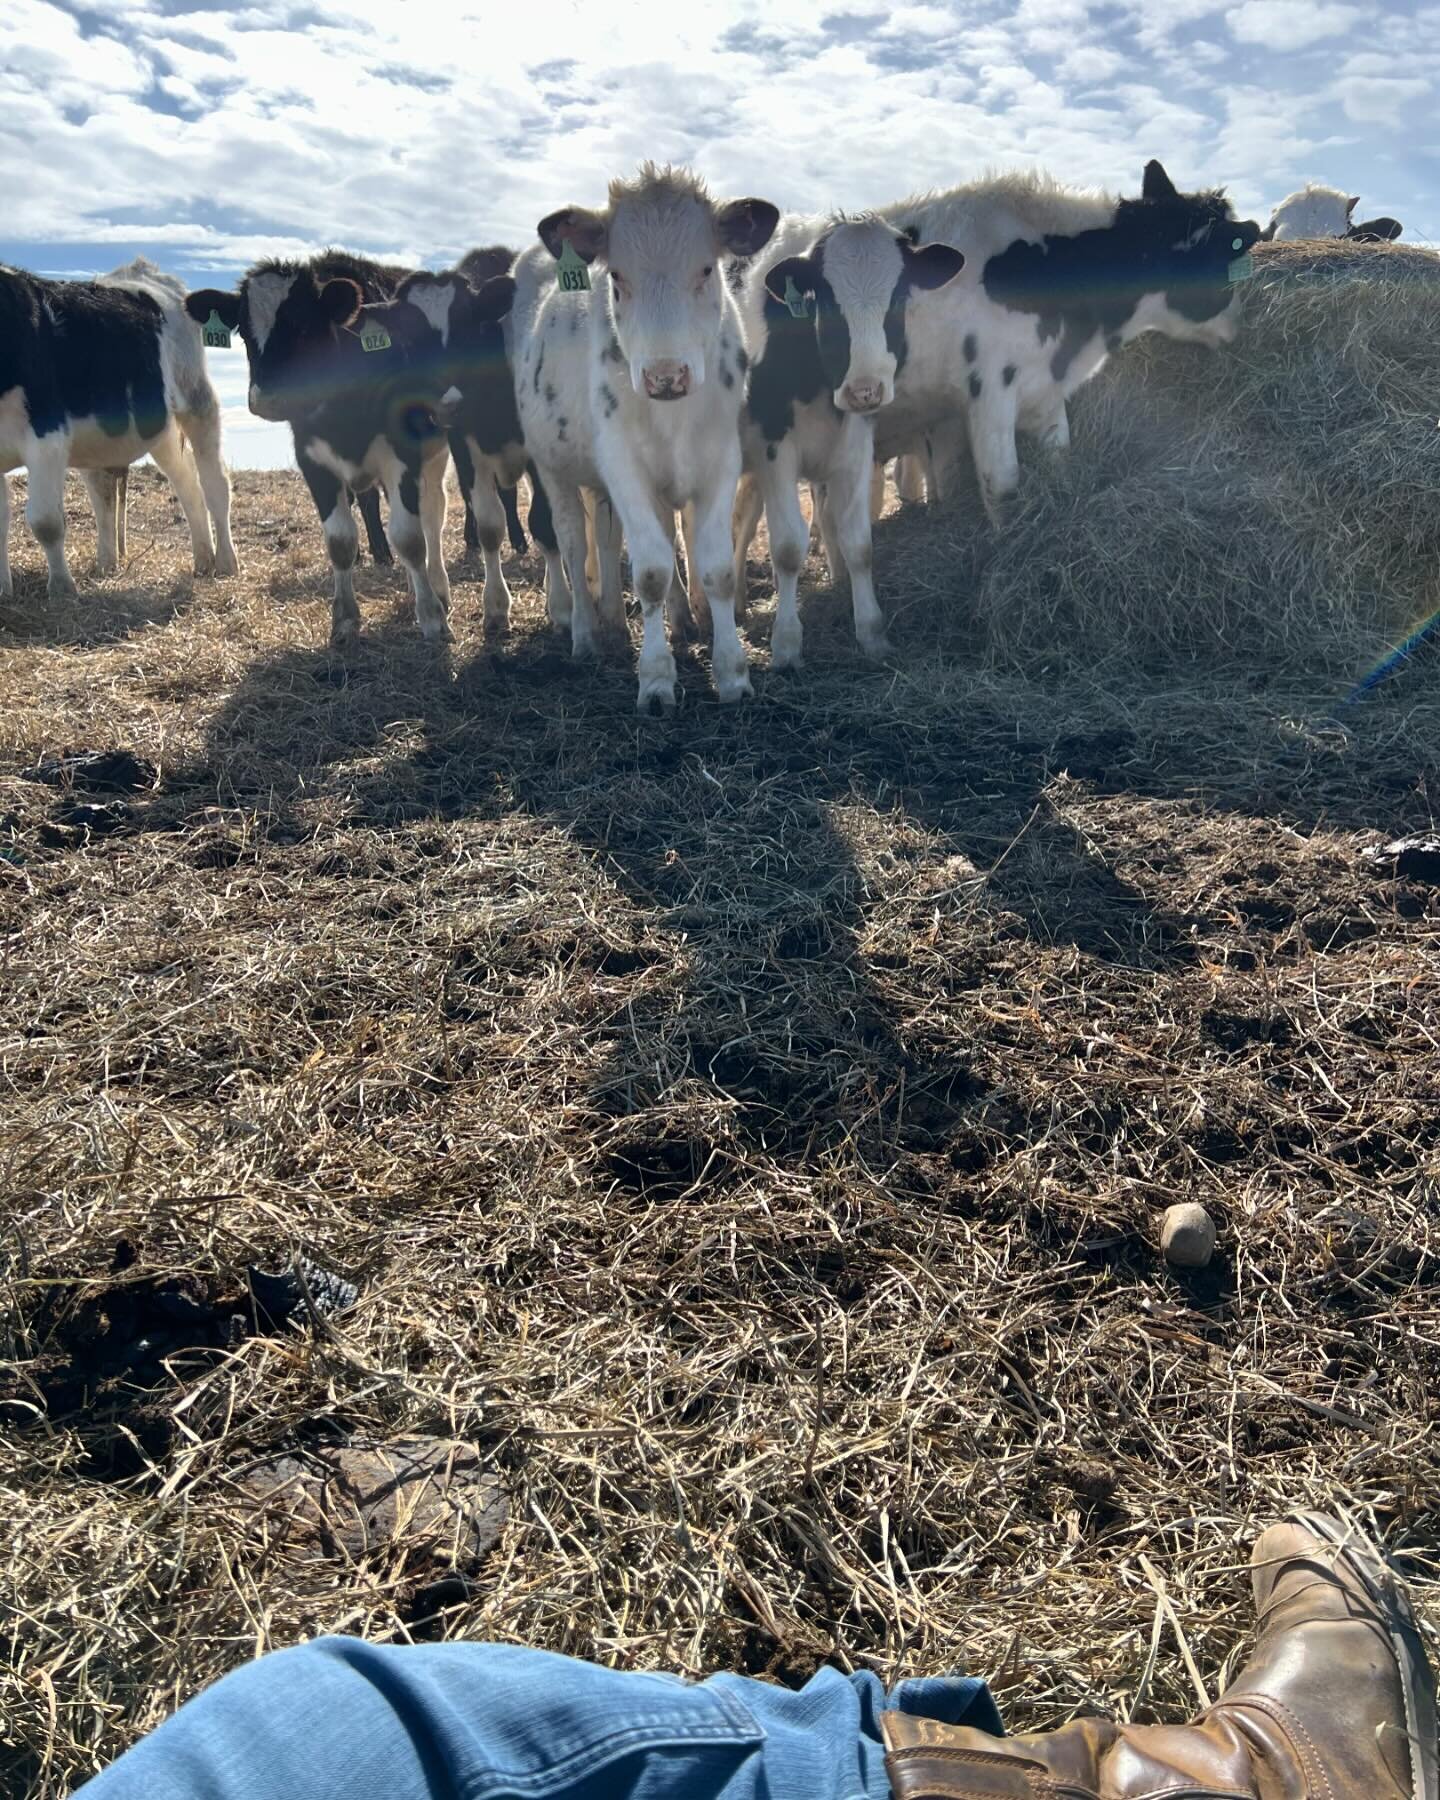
[360,322,393,352]
[783,276,810,319]
[1227,253,1256,284]
[202,310,231,349]
[556,241,591,293]
[1231,236,1244,251]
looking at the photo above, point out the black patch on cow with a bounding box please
[963,333,977,363]
[544,382,557,407]
[526,460,558,554]
[1002,364,1017,386]
[982,177,1261,357]
[532,346,545,394]
[749,284,830,444]
[736,346,749,375]
[0,265,168,444]
[599,382,619,417]
[603,336,624,365]
[968,372,982,399]
[766,443,777,461]
[399,469,421,516]
[720,364,735,389]
[1106,332,1123,353]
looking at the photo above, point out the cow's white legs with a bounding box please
[148,421,218,576]
[180,407,239,576]
[869,460,887,521]
[323,497,361,646]
[25,437,78,599]
[543,546,572,631]
[895,454,928,503]
[81,470,122,575]
[1030,390,1071,454]
[116,468,128,561]
[581,488,600,597]
[965,386,1021,525]
[604,465,682,713]
[548,479,602,660]
[421,458,451,619]
[592,494,626,636]
[0,473,12,598]
[383,461,449,642]
[465,468,512,635]
[731,470,764,623]
[679,502,707,633]
[760,439,809,672]
[832,415,890,662]
[691,467,752,705]
[811,481,843,586]
[925,417,968,506]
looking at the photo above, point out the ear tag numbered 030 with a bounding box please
[360,322,393,352]
[783,276,810,319]
[556,241,591,293]
[1228,238,1256,284]
[202,310,231,349]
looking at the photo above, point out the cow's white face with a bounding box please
[1267,186,1356,242]
[813,222,907,413]
[538,168,778,404]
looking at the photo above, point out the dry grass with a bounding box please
[3,237,1440,1797]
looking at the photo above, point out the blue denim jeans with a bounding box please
[77,1638,1003,1800]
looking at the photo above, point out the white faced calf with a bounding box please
[1261,185,1402,243]
[514,164,778,712]
[735,215,963,668]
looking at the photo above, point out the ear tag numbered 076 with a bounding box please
[1228,238,1256,284]
[360,322,393,352]
[202,310,231,349]
[557,241,591,293]
[783,276,810,319]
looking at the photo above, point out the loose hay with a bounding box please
[2,240,1440,1797]
[882,237,1440,675]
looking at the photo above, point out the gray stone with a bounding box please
[1161,1202,1217,1269]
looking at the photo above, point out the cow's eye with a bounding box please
[702,264,713,278]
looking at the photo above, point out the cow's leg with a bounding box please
[297,452,360,646]
[81,469,122,575]
[869,459,887,520]
[731,470,763,625]
[760,440,808,672]
[895,454,926,504]
[923,417,968,505]
[357,487,392,565]
[832,416,891,662]
[548,476,601,660]
[179,407,238,576]
[0,473,11,599]
[26,436,78,599]
[400,457,451,642]
[464,460,513,636]
[963,388,1020,525]
[581,488,600,597]
[812,481,843,586]
[499,481,528,556]
[690,457,752,704]
[115,467,128,560]
[678,501,707,635]
[451,436,480,566]
[1031,389,1071,454]
[604,464,681,713]
[526,463,573,633]
[592,494,625,636]
[147,419,217,576]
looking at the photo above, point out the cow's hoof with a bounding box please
[47,578,79,601]
[715,668,754,705]
[637,673,678,716]
[370,547,395,568]
[330,623,361,651]
[571,630,600,662]
[860,632,894,663]
[215,551,240,578]
[771,633,804,672]
[193,551,217,578]
[483,613,511,640]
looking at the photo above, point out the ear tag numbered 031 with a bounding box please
[202,311,231,349]
[1228,238,1256,284]
[556,241,591,293]
[360,322,393,352]
[783,276,810,319]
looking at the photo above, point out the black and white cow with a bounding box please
[514,164,779,711]
[187,256,517,644]
[186,250,416,571]
[1,257,237,600]
[1260,184,1402,243]
[733,214,964,667]
[454,246,530,565]
[869,161,1262,521]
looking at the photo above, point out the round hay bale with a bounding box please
[880,238,1440,676]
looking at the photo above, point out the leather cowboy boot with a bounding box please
[882,1509,1438,1798]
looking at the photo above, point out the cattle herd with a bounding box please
[0,168,1406,711]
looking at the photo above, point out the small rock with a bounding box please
[1161,1202,1217,1269]
[235,1436,507,1569]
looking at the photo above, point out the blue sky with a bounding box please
[3,0,1437,467]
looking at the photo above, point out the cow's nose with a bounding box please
[248,386,288,423]
[841,380,885,414]
[642,361,691,401]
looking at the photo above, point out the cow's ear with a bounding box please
[1347,195,1361,216]
[905,241,966,289]
[1142,159,1180,202]
[1259,217,1277,242]
[763,255,816,305]
[319,278,363,326]
[186,288,241,329]
[717,198,780,258]
[539,207,607,263]
[471,273,517,323]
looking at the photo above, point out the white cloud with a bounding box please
[1333,72,1432,118]
[1227,0,1364,50]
